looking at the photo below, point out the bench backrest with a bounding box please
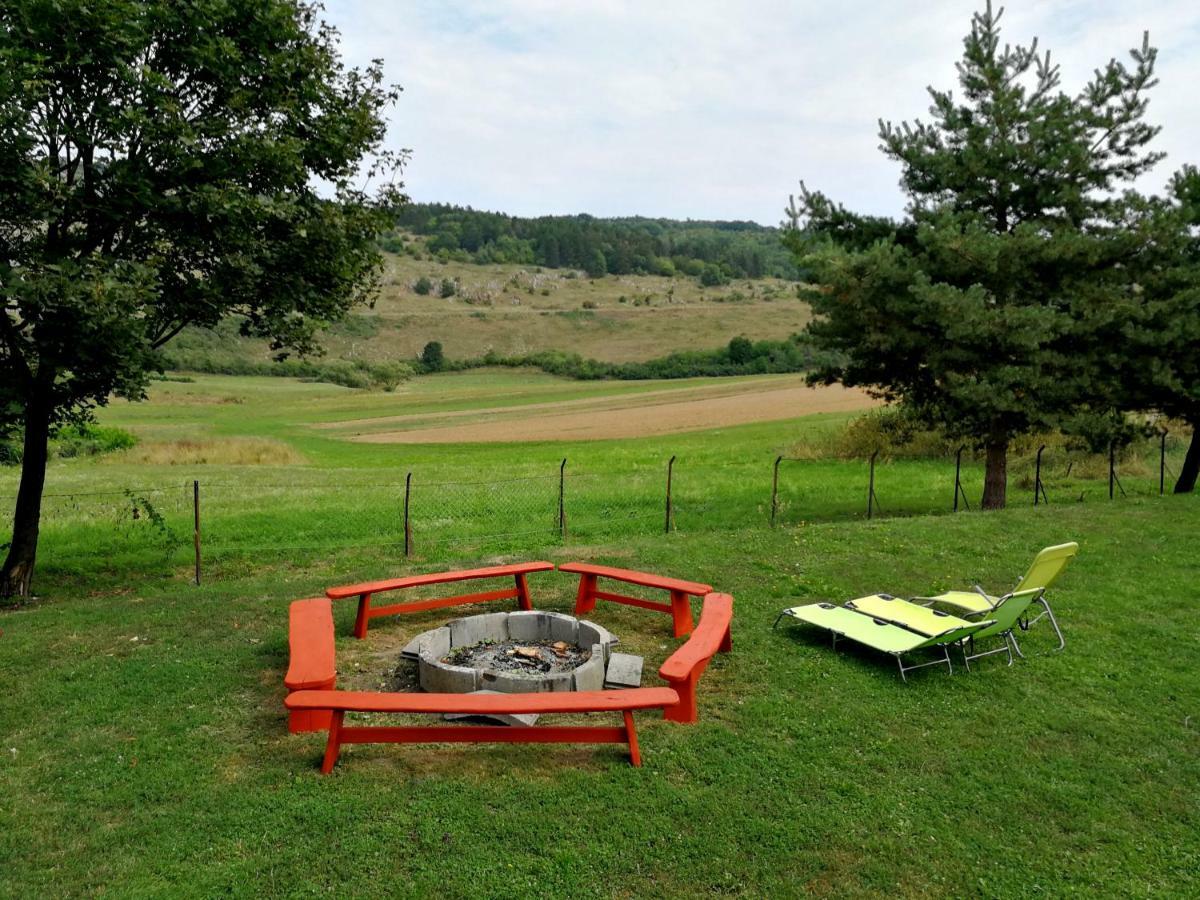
[659,593,734,682]
[285,598,337,690]
[1013,542,1078,594]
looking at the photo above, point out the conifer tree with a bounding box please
[786,3,1168,508]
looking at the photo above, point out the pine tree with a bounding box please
[786,3,1168,508]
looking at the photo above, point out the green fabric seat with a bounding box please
[845,594,976,635]
[916,542,1078,652]
[775,602,994,681]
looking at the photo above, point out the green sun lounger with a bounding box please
[915,542,1078,652]
[848,590,1044,669]
[773,599,995,681]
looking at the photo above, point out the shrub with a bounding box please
[582,300,598,310]
[421,341,445,372]
[413,276,433,295]
[439,278,456,298]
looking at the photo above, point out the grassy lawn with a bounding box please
[2,372,1197,897]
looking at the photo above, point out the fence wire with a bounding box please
[0,440,1190,578]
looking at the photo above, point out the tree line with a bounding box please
[786,3,1200,505]
[386,203,802,281]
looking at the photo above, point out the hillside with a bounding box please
[164,246,814,371]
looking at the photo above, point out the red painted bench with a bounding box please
[284,593,735,772]
[560,562,713,637]
[284,598,337,733]
[325,561,554,639]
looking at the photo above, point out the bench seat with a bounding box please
[559,562,713,637]
[284,598,337,733]
[326,561,555,638]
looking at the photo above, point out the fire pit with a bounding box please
[402,610,617,694]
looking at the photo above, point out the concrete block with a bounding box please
[572,645,605,692]
[543,671,574,693]
[479,670,547,693]
[418,656,477,693]
[507,610,548,642]
[604,652,644,689]
[545,612,579,645]
[448,612,509,648]
[405,626,450,661]
[443,690,539,726]
[577,621,616,662]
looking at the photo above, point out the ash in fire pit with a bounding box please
[403,611,617,694]
[446,638,591,675]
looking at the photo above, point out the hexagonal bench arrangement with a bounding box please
[283,592,734,773]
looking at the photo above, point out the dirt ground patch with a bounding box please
[349,382,878,444]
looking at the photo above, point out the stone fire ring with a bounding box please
[401,610,618,694]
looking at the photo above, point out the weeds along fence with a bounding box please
[0,436,1189,582]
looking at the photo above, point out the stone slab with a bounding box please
[604,652,644,689]
[443,690,540,726]
[479,670,549,693]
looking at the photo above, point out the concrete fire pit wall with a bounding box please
[404,610,618,695]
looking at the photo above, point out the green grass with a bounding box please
[1,372,1197,897]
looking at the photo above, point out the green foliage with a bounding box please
[699,263,728,287]
[439,278,456,298]
[391,203,802,279]
[420,341,445,372]
[728,336,754,365]
[786,3,1177,504]
[413,276,433,295]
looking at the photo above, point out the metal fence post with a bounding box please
[664,455,676,533]
[953,446,970,512]
[1160,430,1167,496]
[770,455,783,527]
[192,479,201,585]
[1034,445,1048,506]
[403,472,412,557]
[558,458,567,539]
[867,450,879,520]
[1109,442,1115,500]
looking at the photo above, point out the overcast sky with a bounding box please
[326,1,1200,224]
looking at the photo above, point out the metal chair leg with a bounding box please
[1038,598,1066,651]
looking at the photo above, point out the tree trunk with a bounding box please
[0,397,52,599]
[981,439,1008,509]
[1175,426,1200,494]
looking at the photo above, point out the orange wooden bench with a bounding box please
[559,562,713,637]
[325,561,554,639]
[284,598,338,733]
[284,593,735,772]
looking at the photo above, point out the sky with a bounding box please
[325,0,1200,224]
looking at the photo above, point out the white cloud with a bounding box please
[326,0,1200,223]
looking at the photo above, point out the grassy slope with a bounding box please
[0,499,1196,897]
[167,253,812,368]
[1,373,1197,897]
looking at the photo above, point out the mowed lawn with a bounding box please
[1,372,1197,897]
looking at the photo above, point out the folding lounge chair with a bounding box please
[915,542,1078,652]
[773,600,994,681]
[847,590,1044,669]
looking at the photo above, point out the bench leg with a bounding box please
[353,593,372,639]
[670,590,694,638]
[663,673,698,724]
[623,710,642,766]
[320,711,345,774]
[515,573,534,611]
[573,574,598,616]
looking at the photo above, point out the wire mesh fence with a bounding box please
[0,436,1191,581]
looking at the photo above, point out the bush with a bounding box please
[581,300,598,310]
[421,341,445,372]
[439,278,456,298]
[413,276,433,295]
[699,263,728,287]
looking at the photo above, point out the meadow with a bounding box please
[1,370,1197,897]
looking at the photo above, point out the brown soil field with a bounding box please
[346,381,878,444]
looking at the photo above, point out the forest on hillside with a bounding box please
[384,203,802,281]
